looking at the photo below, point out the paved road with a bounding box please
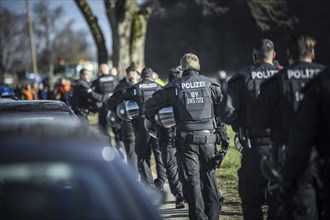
[158,181,242,220]
[158,182,189,220]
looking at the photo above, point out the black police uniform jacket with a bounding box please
[106,77,132,113]
[92,74,119,95]
[72,79,107,111]
[145,70,222,132]
[250,61,325,144]
[106,77,136,138]
[219,63,280,139]
[282,69,330,185]
[118,79,162,117]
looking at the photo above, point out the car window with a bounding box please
[0,162,117,219]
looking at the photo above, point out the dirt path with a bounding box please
[159,180,242,220]
[159,183,188,220]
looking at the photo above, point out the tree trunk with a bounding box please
[130,9,151,71]
[105,0,152,78]
[75,0,108,64]
[105,0,136,77]
[0,53,4,84]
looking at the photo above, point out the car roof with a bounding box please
[0,100,71,112]
[0,120,112,164]
[0,100,78,122]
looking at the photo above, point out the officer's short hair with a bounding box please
[125,66,136,75]
[141,67,153,79]
[288,35,316,60]
[180,53,200,71]
[253,39,274,61]
[99,63,109,75]
[80,68,89,76]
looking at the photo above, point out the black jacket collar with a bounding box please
[182,69,199,77]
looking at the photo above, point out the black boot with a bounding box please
[175,192,185,209]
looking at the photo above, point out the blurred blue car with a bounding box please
[0,100,78,123]
[0,120,161,220]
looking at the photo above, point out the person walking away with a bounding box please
[145,53,222,220]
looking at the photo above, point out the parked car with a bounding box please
[0,100,78,123]
[0,120,161,220]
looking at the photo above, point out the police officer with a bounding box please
[145,53,222,220]
[282,69,330,220]
[155,67,185,208]
[72,68,109,122]
[119,67,166,189]
[92,63,119,135]
[219,39,281,220]
[250,35,325,220]
[107,66,139,173]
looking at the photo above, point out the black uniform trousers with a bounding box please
[282,153,320,220]
[158,126,182,196]
[121,121,138,175]
[98,105,108,134]
[238,144,280,220]
[134,119,166,186]
[151,136,167,189]
[176,131,220,220]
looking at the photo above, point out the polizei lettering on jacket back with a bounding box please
[139,83,158,89]
[287,68,322,79]
[181,81,206,105]
[181,81,206,89]
[175,77,213,125]
[251,70,278,79]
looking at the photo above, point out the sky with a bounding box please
[0,0,113,55]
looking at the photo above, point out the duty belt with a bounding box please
[178,130,216,144]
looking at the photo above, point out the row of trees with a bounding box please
[0,1,92,78]
[75,0,296,77]
[0,0,297,79]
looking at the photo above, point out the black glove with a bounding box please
[212,151,225,169]
[221,138,229,151]
[215,121,230,148]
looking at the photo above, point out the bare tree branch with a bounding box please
[74,0,108,64]
[247,0,298,31]
[195,0,229,16]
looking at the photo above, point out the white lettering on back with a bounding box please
[181,81,206,89]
